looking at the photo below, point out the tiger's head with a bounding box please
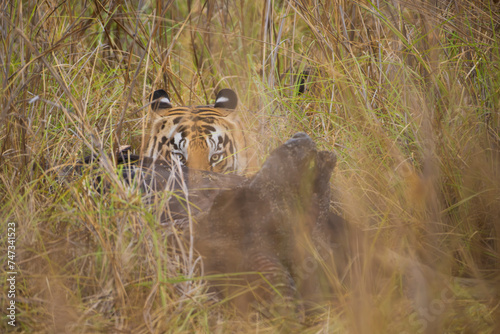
[145,89,254,174]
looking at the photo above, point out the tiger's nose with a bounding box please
[186,156,211,171]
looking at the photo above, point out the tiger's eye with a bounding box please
[210,154,222,164]
[173,153,186,164]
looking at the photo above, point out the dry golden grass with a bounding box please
[1,0,499,333]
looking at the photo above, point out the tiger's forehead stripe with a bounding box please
[192,110,228,116]
[164,109,228,119]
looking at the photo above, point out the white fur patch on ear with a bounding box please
[214,89,237,109]
[151,89,172,110]
[215,96,229,104]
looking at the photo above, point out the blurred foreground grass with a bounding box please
[1,0,499,332]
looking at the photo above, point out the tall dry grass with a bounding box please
[1,0,499,332]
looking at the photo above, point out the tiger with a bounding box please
[144,89,255,174]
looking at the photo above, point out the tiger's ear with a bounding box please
[214,89,237,109]
[150,89,172,111]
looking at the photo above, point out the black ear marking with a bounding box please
[214,89,237,109]
[151,89,172,111]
